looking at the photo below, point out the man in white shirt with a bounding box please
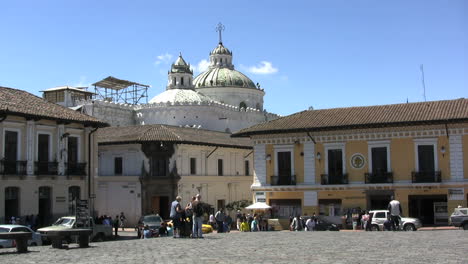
[387,196,403,231]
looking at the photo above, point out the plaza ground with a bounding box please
[0,230,466,264]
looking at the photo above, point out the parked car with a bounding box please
[450,207,468,230]
[136,214,163,238]
[0,225,43,248]
[301,216,340,231]
[369,210,422,231]
[38,216,113,243]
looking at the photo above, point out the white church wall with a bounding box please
[196,87,264,110]
[98,144,147,177]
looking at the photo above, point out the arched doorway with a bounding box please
[68,186,81,215]
[38,186,52,227]
[5,187,20,223]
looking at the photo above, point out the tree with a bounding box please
[225,200,251,212]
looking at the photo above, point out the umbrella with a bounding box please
[245,202,272,210]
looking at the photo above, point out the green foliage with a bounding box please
[226,200,252,212]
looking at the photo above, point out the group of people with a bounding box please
[290,213,318,231]
[5,214,40,230]
[236,212,268,232]
[95,212,126,236]
[170,194,206,238]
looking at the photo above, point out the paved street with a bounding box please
[0,230,466,264]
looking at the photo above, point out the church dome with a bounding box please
[210,43,232,55]
[193,68,257,89]
[149,89,214,104]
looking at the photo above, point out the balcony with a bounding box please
[270,175,296,186]
[411,171,441,183]
[66,162,87,177]
[365,172,393,184]
[0,160,27,178]
[321,174,348,185]
[34,161,58,176]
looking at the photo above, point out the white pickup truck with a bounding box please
[369,210,422,231]
[38,216,113,243]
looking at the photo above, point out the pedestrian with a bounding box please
[215,208,225,233]
[225,214,232,232]
[209,213,216,229]
[290,215,303,231]
[113,215,120,237]
[387,196,402,231]
[143,225,151,239]
[305,217,316,231]
[191,194,204,239]
[170,196,183,238]
[119,212,126,231]
[236,210,242,230]
[247,214,253,231]
[362,211,370,231]
[251,216,259,232]
[240,218,249,232]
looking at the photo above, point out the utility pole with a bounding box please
[420,64,426,102]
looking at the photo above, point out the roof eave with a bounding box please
[232,118,468,138]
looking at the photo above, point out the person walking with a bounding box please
[388,196,403,231]
[236,210,242,230]
[191,194,204,239]
[119,212,126,231]
[305,217,316,231]
[215,208,225,233]
[113,215,120,237]
[170,196,183,238]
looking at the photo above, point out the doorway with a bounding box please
[366,190,394,210]
[409,195,447,225]
[5,187,20,222]
[151,196,169,219]
[38,186,52,227]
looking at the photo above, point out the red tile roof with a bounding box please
[0,86,107,127]
[98,124,252,149]
[232,98,468,137]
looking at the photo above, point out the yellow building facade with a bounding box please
[234,99,468,226]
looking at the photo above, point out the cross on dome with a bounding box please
[216,22,225,44]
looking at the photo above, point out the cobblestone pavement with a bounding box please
[0,230,466,264]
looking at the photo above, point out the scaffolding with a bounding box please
[92,76,149,105]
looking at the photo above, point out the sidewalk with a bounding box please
[340,226,458,232]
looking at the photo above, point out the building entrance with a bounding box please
[151,196,169,219]
[5,187,20,222]
[38,186,52,227]
[409,195,447,226]
[366,190,393,210]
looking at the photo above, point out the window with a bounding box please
[173,77,176,85]
[4,130,18,161]
[68,137,79,164]
[374,212,386,219]
[239,102,247,110]
[190,158,196,175]
[418,145,435,172]
[38,134,50,162]
[114,157,123,175]
[371,147,388,174]
[245,160,250,176]
[151,158,167,176]
[217,159,223,176]
[414,139,438,172]
[181,77,184,85]
[328,149,343,177]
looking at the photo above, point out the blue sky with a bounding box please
[0,0,466,116]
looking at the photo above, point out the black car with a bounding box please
[302,216,340,231]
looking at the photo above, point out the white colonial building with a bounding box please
[0,86,106,226]
[95,124,253,225]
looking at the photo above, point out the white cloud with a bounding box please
[154,53,173,65]
[73,76,89,87]
[191,59,210,73]
[247,61,278,74]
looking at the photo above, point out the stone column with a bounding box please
[57,124,65,176]
[26,120,35,176]
[253,144,266,186]
[303,142,316,184]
